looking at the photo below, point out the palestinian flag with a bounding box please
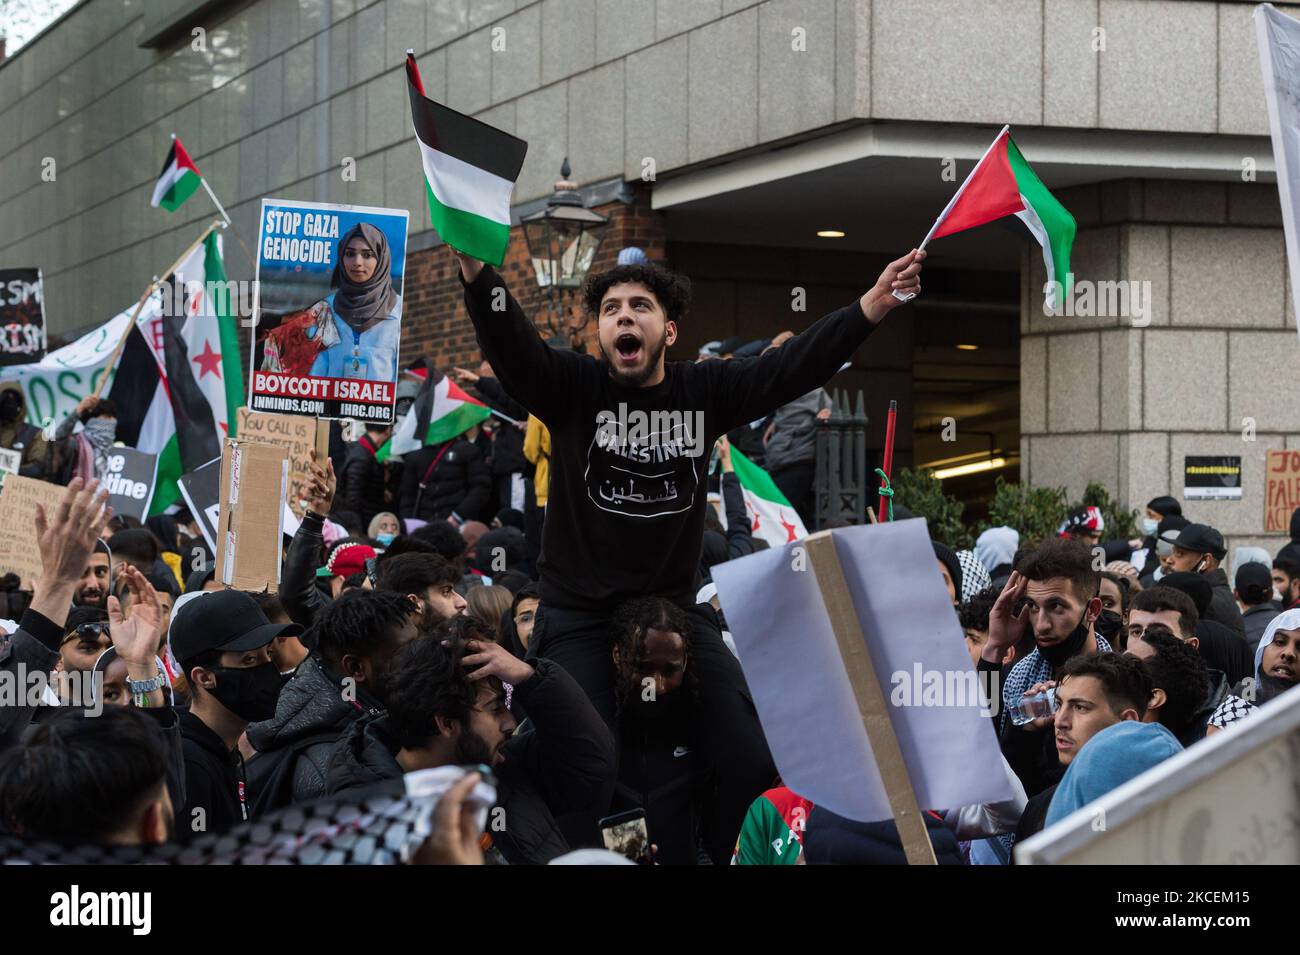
[720,447,807,548]
[406,52,528,266]
[151,137,203,212]
[376,368,491,463]
[922,126,1076,310]
[108,232,244,514]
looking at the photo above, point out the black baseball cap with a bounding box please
[1172,523,1226,561]
[1235,561,1273,593]
[170,590,301,665]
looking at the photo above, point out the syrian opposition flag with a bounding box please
[918,126,1076,311]
[151,136,203,212]
[108,232,244,514]
[406,52,528,266]
[719,447,807,548]
[376,368,492,463]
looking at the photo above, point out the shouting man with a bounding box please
[455,244,923,859]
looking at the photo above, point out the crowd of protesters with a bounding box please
[0,243,1296,866]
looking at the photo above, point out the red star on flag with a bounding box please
[192,340,222,380]
[779,511,797,543]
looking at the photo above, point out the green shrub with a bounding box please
[890,467,973,549]
[983,476,1067,548]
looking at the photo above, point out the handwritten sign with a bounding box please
[1266,450,1300,533]
[0,473,67,588]
[235,408,329,517]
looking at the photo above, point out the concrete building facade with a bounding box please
[1,0,1296,551]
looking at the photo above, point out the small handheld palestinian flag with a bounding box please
[406,51,528,267]
[151,136,203,212]
[907,125,1076,311]
[376,367,492,463]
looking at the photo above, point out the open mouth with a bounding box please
[614,333,643,366]
[1055,735,1072,751]
[1271,664,1296,680]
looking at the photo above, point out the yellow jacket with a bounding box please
[523,416,550,507]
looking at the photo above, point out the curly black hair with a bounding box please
[958,585,1001,633]
[1059,651,1153,720]
[582,263,692,325]
[1132,625,1209,736]
[379,619,502,751]
[611,596,695,712]
[308,590,413,672]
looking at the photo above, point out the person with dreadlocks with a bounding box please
[607,596,721,865]
[243,590,417,814]
[324,616,615,864]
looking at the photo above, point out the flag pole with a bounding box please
[878,399,897,521]
[92,219,225,400]
[172,133,257,271]
[891,124,1011,302]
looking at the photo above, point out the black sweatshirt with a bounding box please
[463,265,876,611]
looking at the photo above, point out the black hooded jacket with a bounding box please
[338,434,390,529]
[397,438,491,523]
[244,655,382,813]
[324,659,616,865]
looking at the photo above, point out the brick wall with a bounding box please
[399,185,666,371]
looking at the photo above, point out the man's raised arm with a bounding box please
[712,249,925,430]
[456,251,578,425]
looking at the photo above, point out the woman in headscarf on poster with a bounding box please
[307,223,402,382]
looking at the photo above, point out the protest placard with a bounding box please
[248,199,409,424]
[215,439,288,592]
[1183,455,1242,501]
[0,472,67,588]
[177,456,221,553]
[0,448,21,474]
[0,268,45,366]
[101,447,158,521]
[711,518,1013,863]
[235,408,330,517]
[1016,686,1300,864]
[1265,449,1300,533]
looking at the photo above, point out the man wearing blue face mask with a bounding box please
[1132,495,1182,577]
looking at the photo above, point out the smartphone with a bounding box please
[364,556,379,589]
[599,808,651,863]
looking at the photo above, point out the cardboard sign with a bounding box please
[1183,455,1242,501]
[101,447,158,521]
[711,519,1013,834]
[177,456,222,553]
[0,448,21,474]
[0,268,46,366]
[1017,685,1300,864]
[248,198,409,424]
[1265,449,1300,533]
[0,472,68,588]
[215,439,288,592]
[235,408,330,517]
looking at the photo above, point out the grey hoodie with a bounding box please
[763,388,832,471]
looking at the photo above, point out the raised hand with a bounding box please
[108,564,163,667]
[31,478,113,628]
[860,248,926,323]
[982,570,1028,664]
[462,638,534,687]
[305,449,336,516]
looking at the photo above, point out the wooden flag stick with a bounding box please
[805,530,938,865]
[92,220,225,400]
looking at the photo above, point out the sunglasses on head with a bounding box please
[64,621,110,645]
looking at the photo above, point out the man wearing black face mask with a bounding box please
[979,539,1110,796]
[0,382,49,479]
[171,591,302,843]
